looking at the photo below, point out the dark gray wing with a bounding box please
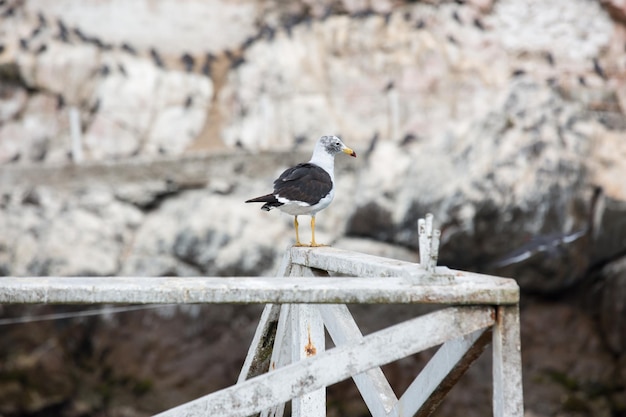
[273,163,332,205]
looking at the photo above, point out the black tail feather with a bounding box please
[245,194,283,211]
[245,193,276,203]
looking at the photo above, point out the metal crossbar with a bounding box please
[0,218,523,417]
[227,246,522,417]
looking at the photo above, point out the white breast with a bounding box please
[277,184,335,216]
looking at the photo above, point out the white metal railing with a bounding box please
[0,217,523,417]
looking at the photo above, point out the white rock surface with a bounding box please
[0,93,67,163]
[82,55,212,159]
[0,86,27,122]
[121,191,288,277]
[490,0,612,61]
[23,0,260,54]
[1,187,143,276]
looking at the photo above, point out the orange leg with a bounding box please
[294,216,307,247]
[310,216,326,247]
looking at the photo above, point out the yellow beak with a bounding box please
[343,147,357,157]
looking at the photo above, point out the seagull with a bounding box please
[246,135,357,247]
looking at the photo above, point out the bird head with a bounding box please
[319,135,357,158]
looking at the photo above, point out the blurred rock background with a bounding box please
[1,0,625,415]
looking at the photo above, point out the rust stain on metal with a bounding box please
[494,305,503,325]
[305,325,317,357]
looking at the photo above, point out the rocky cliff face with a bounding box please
[1,0,626,416]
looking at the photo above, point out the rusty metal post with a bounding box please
[289,265,326,417]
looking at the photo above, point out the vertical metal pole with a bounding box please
[419,213,439,272]
[290,303,325,417]
[418,218,430,268]
[492,305,524,417]
[289,264,326,417]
